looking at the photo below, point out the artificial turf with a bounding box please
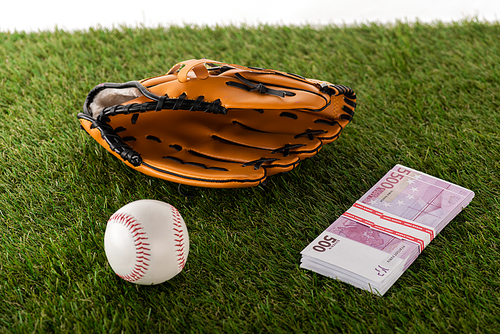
[0,20,499,333]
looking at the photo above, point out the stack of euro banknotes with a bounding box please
[300,165,474,296]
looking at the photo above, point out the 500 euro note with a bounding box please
[301,214,420,281]
[300,165,474,295]
[358,165,474,235]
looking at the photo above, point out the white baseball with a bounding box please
[104,199,189,285]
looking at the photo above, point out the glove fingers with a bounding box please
[160,148,298,177]
[142,75,328,111]
[184,137,302,166]
[215,120,323,156]
[143,149,269,187]
[226,108,344,142]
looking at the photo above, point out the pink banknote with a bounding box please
[300,164,474,295]
[359,165,473,230]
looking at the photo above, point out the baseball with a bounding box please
[104,199,189,285]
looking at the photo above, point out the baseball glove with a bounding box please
[77,59,356,188]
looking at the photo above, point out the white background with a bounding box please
[1,0,499,32]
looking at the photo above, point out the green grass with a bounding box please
[1,20,499,333]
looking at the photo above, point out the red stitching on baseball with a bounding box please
[170,205,187,271]
[109,212,151,282]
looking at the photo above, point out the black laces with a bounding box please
[226,73,296,98]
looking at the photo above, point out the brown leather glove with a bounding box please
[77,59,356,188]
